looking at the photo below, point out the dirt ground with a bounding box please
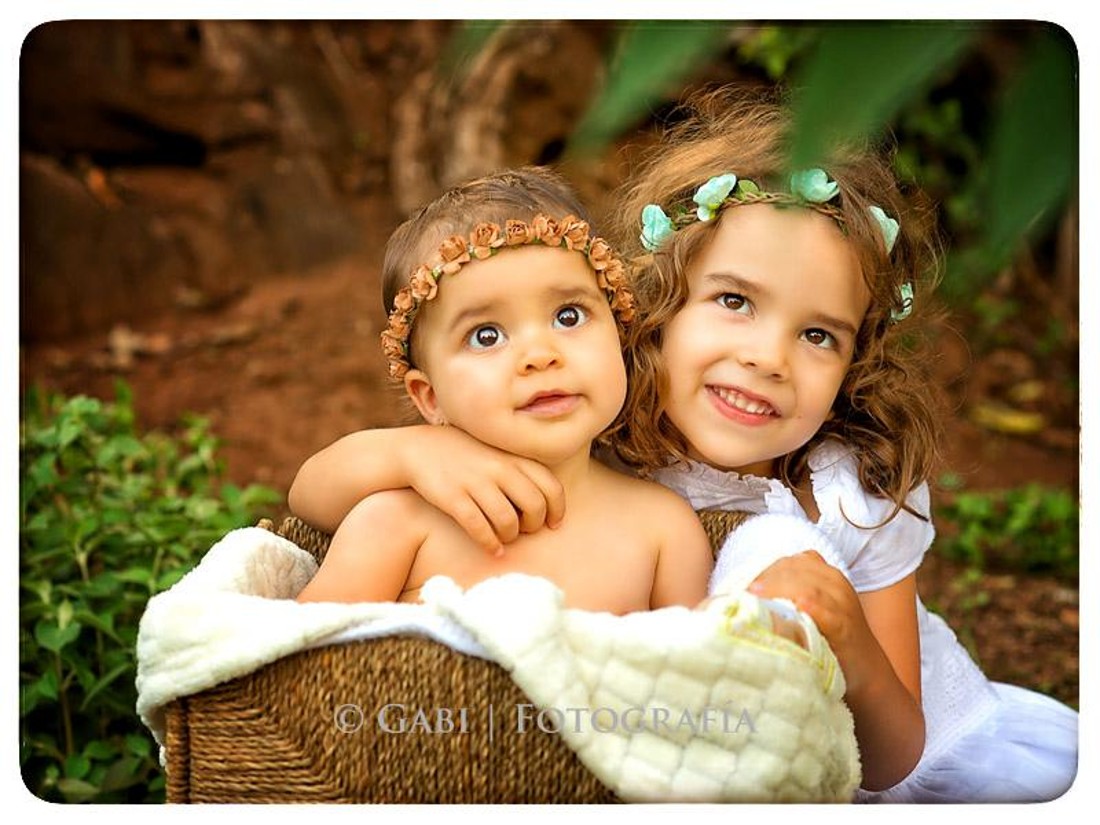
[19,240,1080,709]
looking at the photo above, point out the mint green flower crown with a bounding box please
[640,169,912,322]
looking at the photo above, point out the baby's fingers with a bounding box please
[513,460,565,529]
[468,483,526,550]
[447,494,507,556]
[496,472,550,535]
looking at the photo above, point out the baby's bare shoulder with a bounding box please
[350,488,453,537]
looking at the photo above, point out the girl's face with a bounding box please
[406,245,627,470]
[660,204,870,477]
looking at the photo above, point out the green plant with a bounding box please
[19,382,281,802]
[546,20,1075,306]
[734,25,817,81]
[934,484,1078,577]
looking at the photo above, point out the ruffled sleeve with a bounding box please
[808,442,935,593]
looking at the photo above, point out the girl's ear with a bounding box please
[404,369,448,425]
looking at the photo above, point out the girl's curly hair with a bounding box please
[606,84,946,518]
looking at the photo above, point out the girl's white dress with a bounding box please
[654,441,1078,803]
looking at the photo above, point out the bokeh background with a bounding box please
[18,20,1079,802]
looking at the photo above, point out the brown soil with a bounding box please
[18,247,1080,709]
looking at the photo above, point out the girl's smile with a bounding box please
[707,384,781,423]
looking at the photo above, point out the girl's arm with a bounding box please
[749,554,924,791]
[288,425,565,552]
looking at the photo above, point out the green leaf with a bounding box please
[33,669,60,702]
[79,662,134,712]
[72,608,120,642]
[64,753,92,780]
[983,25,1077,264]
[57,599,75,629]
[35,619,81,653]
[82,740,118,761]
[57,777,100,802]
[156,567,190,591]
[57,417,88,451]
[100,756,143,793]
[568,21,732,156]
[788,22,976,168]
[125,734,153,759]
[114,568,155,586]
[25,453,59,491]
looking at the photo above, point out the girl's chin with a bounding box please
[685,445,777,478]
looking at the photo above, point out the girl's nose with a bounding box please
[737,330,788,379]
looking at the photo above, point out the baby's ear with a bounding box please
[404,369,447,425]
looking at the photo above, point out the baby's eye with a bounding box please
[466,324,506,350]
[802,328,837,350]
[716,293,752,314]
[553,304,588,329]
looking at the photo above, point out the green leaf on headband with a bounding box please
[787,23,975,169]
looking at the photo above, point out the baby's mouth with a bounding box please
[519,391,580,416]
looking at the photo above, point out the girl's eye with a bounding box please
[802,328,837,350]
[717,293,751,314]
[553,304,588,329]
[466,324,506,350]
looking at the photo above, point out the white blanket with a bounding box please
[136,523,860,802]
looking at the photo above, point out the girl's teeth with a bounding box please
[715,387,772,415]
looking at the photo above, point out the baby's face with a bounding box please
[660,204,870,477]
[409,245,626,469]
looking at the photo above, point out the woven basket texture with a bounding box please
[164,509,749,803]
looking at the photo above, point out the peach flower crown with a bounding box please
[382,214,637,380]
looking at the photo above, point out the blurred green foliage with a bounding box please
[476,19,1077,307]
[935,484,1079,577]
[568,21,731,154]
[19,383,281,802]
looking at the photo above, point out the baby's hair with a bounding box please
[609,84,945,516]
[382,166,593,316]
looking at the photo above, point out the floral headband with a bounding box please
[381,214,637,380]
[640,169,913,323]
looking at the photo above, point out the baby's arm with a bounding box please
[648,493,713,609]
[295,490,427,603]
[288,425,565,552]
[749,555,924,791]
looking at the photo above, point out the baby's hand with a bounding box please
[747,551,874,678]
[405,427,564,554]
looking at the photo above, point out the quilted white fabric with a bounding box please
[136,526,861,802]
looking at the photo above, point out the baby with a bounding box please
[295,167,713,614]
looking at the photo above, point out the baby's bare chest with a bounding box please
[404,519,657,613]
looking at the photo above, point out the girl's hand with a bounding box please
[748,551,878,690]
[288,425,563,550]
[401,426,564,555]
[750,551,927,791]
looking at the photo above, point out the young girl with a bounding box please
[288,93,1078,800]
[605,86,1077,802]
[295,167,713,614]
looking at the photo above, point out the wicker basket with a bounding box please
[163,509,750,803]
